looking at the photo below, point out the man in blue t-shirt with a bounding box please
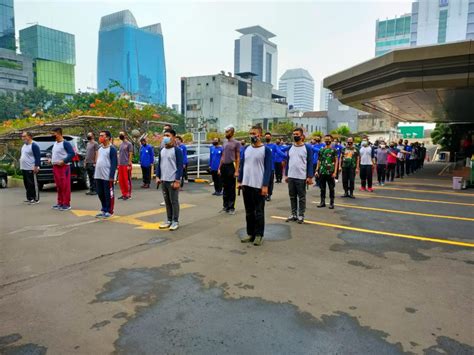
[209,138,223,195]
[176,136,188,188]
[404,139,412,175]
[139,137,154,188]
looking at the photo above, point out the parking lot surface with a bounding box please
[0,163,473,354]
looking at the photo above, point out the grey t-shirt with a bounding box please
[242,145,265,189]
[86,141,99,164]
[94,146,112,180]
[376,149,388,165]
[222,138,241,164]
[119,141,133,166]
[20,142,36,170]
[288,144,307,180]
[160,147,177,182]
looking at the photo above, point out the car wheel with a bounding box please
[0,177,7,188]
[77,169,90,190]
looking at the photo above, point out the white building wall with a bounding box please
[290,116,328,135]
[446,0,469,42]
[238,35,253,73]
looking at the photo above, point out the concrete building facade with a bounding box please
[319,85,333,111]
[278,68,314,112]
[0,48,33,94]
[181,73,288,132]
[327,98,360,133]
[234,26,278,86]
[290,110,328,135]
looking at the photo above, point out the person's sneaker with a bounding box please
[341,193,349,198]
[169,222,179,231]
[349,194,355,199]
[127,196,132,200]
[60,205,72,211]
[381,182,385,186]
[219,207,227,213]
[253,236,263,246]
[118,196,125,200]
[241,235,254,243]
[95,212,105,218]
[317,201,326,208]
[329,202,335,209]
[367,188,374,192]
[359,187,366,192]
[212,192,217,196]
[215,191,223,196]
[209,182,215,186]
[28,200,39,205]
[227,209,236,215]
[265,196,271,202]
[335,179,339,183]
[159,221,172,229]
[103,212,113,219]
[160,201,166,206]
[297,216,304,224]
[52,204,61,210]
[286,215,297,222]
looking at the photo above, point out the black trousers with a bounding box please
[96,179,114,214]
[376,164,386,183]
[387,163,396,181]
[221,163,236,211]
[288,177,306,217]
[342,166,356,194]
[396,159,404,178]
[211,170,222,193]
[141,166,151,185]
[242,186,266,237]
[274,162,283,182]
[268,170,275,196]
[405,159,411,175]
[360,165,373,188]
[180,165,188,188]
[86,163,96,192]
[319,174,335,201]
[22,169,39,201]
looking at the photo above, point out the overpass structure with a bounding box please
[323,40,474,123]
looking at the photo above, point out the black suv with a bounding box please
[35,135,90,190]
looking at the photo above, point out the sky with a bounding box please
[15,0,413,109]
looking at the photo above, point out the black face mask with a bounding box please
[265,138,271,143]
[212,142,218,146]
[87,136,92,141]
[119,134,125,140]
[250,136,259,144]
[293,136,302,142]
[315,139,321,143]
[347,142,353,146]
[325,141,331,146]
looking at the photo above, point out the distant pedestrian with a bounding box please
[50,127,75,210]
[386,142,398,182]
[332,138,343,182]
[238,126,272,246]
[316,135,338,209]
[285,128,313,224]
[209,138,223,195]
[155,129,184,231]
[176,136,188,188]
[264,132,284,201]
[118,131,133,200]
[139,137,154,188]
[85,132,99,195]
[19,131,41,204]
[396,139,406,178]
[359,138,375,192]
[274,138,284,183]
[404,139,412,175]
[340,137,359,198]
[218,125,241,215]
[94,130,118,218]
[375,141,388,186]
[240,139,247,158]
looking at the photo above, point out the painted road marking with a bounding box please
[356,194,474,207]
[387,181,452,189]
[376,186,474,197]
[72,204,194,230]
[330,203,474,222]
[271,216,474,248]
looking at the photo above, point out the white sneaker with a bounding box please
[209,182,214,186]
[169,222,179,231]
[160,201,165,206]
[159,221,171,229]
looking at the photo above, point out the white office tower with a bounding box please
[279,68,314,112]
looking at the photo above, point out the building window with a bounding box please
[438,9,448,43]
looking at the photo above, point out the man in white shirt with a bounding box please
[19,131,41,204]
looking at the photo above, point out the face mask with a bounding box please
[250,135,259,144]
[119,134,125,140]
[87,136,92,141]
[163,137,171,145]
[362,141,368,146]
[380,144,386,149]
[315,139,321,143]
[265,138,271,143]
[99,136,106,144]
[347,142,353,146]
[293,135,301,142]
[212,142,218,146]
[390,145,394,148]
[325,140,331,146]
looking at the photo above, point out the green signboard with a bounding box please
[398,126,424,139]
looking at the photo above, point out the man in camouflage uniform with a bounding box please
[316,134,338,209]
[340,137,359,198]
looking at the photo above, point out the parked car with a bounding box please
[153,144,211,175]
[34,135,90,190]
[0,169,7,188]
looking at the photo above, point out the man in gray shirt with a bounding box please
[218,125,241,215]
[19,131,41,204]
[238,126,272,246]
[155,129,184,231]
[85,132,99,195]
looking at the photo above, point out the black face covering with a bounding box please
[315,139,321,143]
[293,136,302,142]
[87,136,92,141]
[325,141,331,145]
[265,138,271,143]
[250,136,259,144]
[119,134,125,140]
[212,142,218,146]
[347,142,353,146]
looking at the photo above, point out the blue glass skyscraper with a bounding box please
[0,0,16,50]
[97,10,166,105]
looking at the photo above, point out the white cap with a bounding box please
[224,124,235,131]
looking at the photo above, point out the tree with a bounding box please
[431,123,453,151]
[273,122,295,138]
[311,131,323,138]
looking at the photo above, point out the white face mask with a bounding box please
[362,140,368,146]
[380,144,386,149]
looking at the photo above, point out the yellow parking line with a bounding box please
[271,216,474,248]
[333,203,474,222]
[376,186,474,197]
[357,194,474,207]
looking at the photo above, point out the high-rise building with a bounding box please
[375,14,411,56]
[410,0,474,46]
[234,26,278,86]
[319,85,333,111]
[0,0,15,50]
[0,48,34,94]
[278,68,314,112]
[97,10,166,105]
[19,25,75,94]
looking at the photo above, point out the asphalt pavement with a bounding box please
[0,162,473,354]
